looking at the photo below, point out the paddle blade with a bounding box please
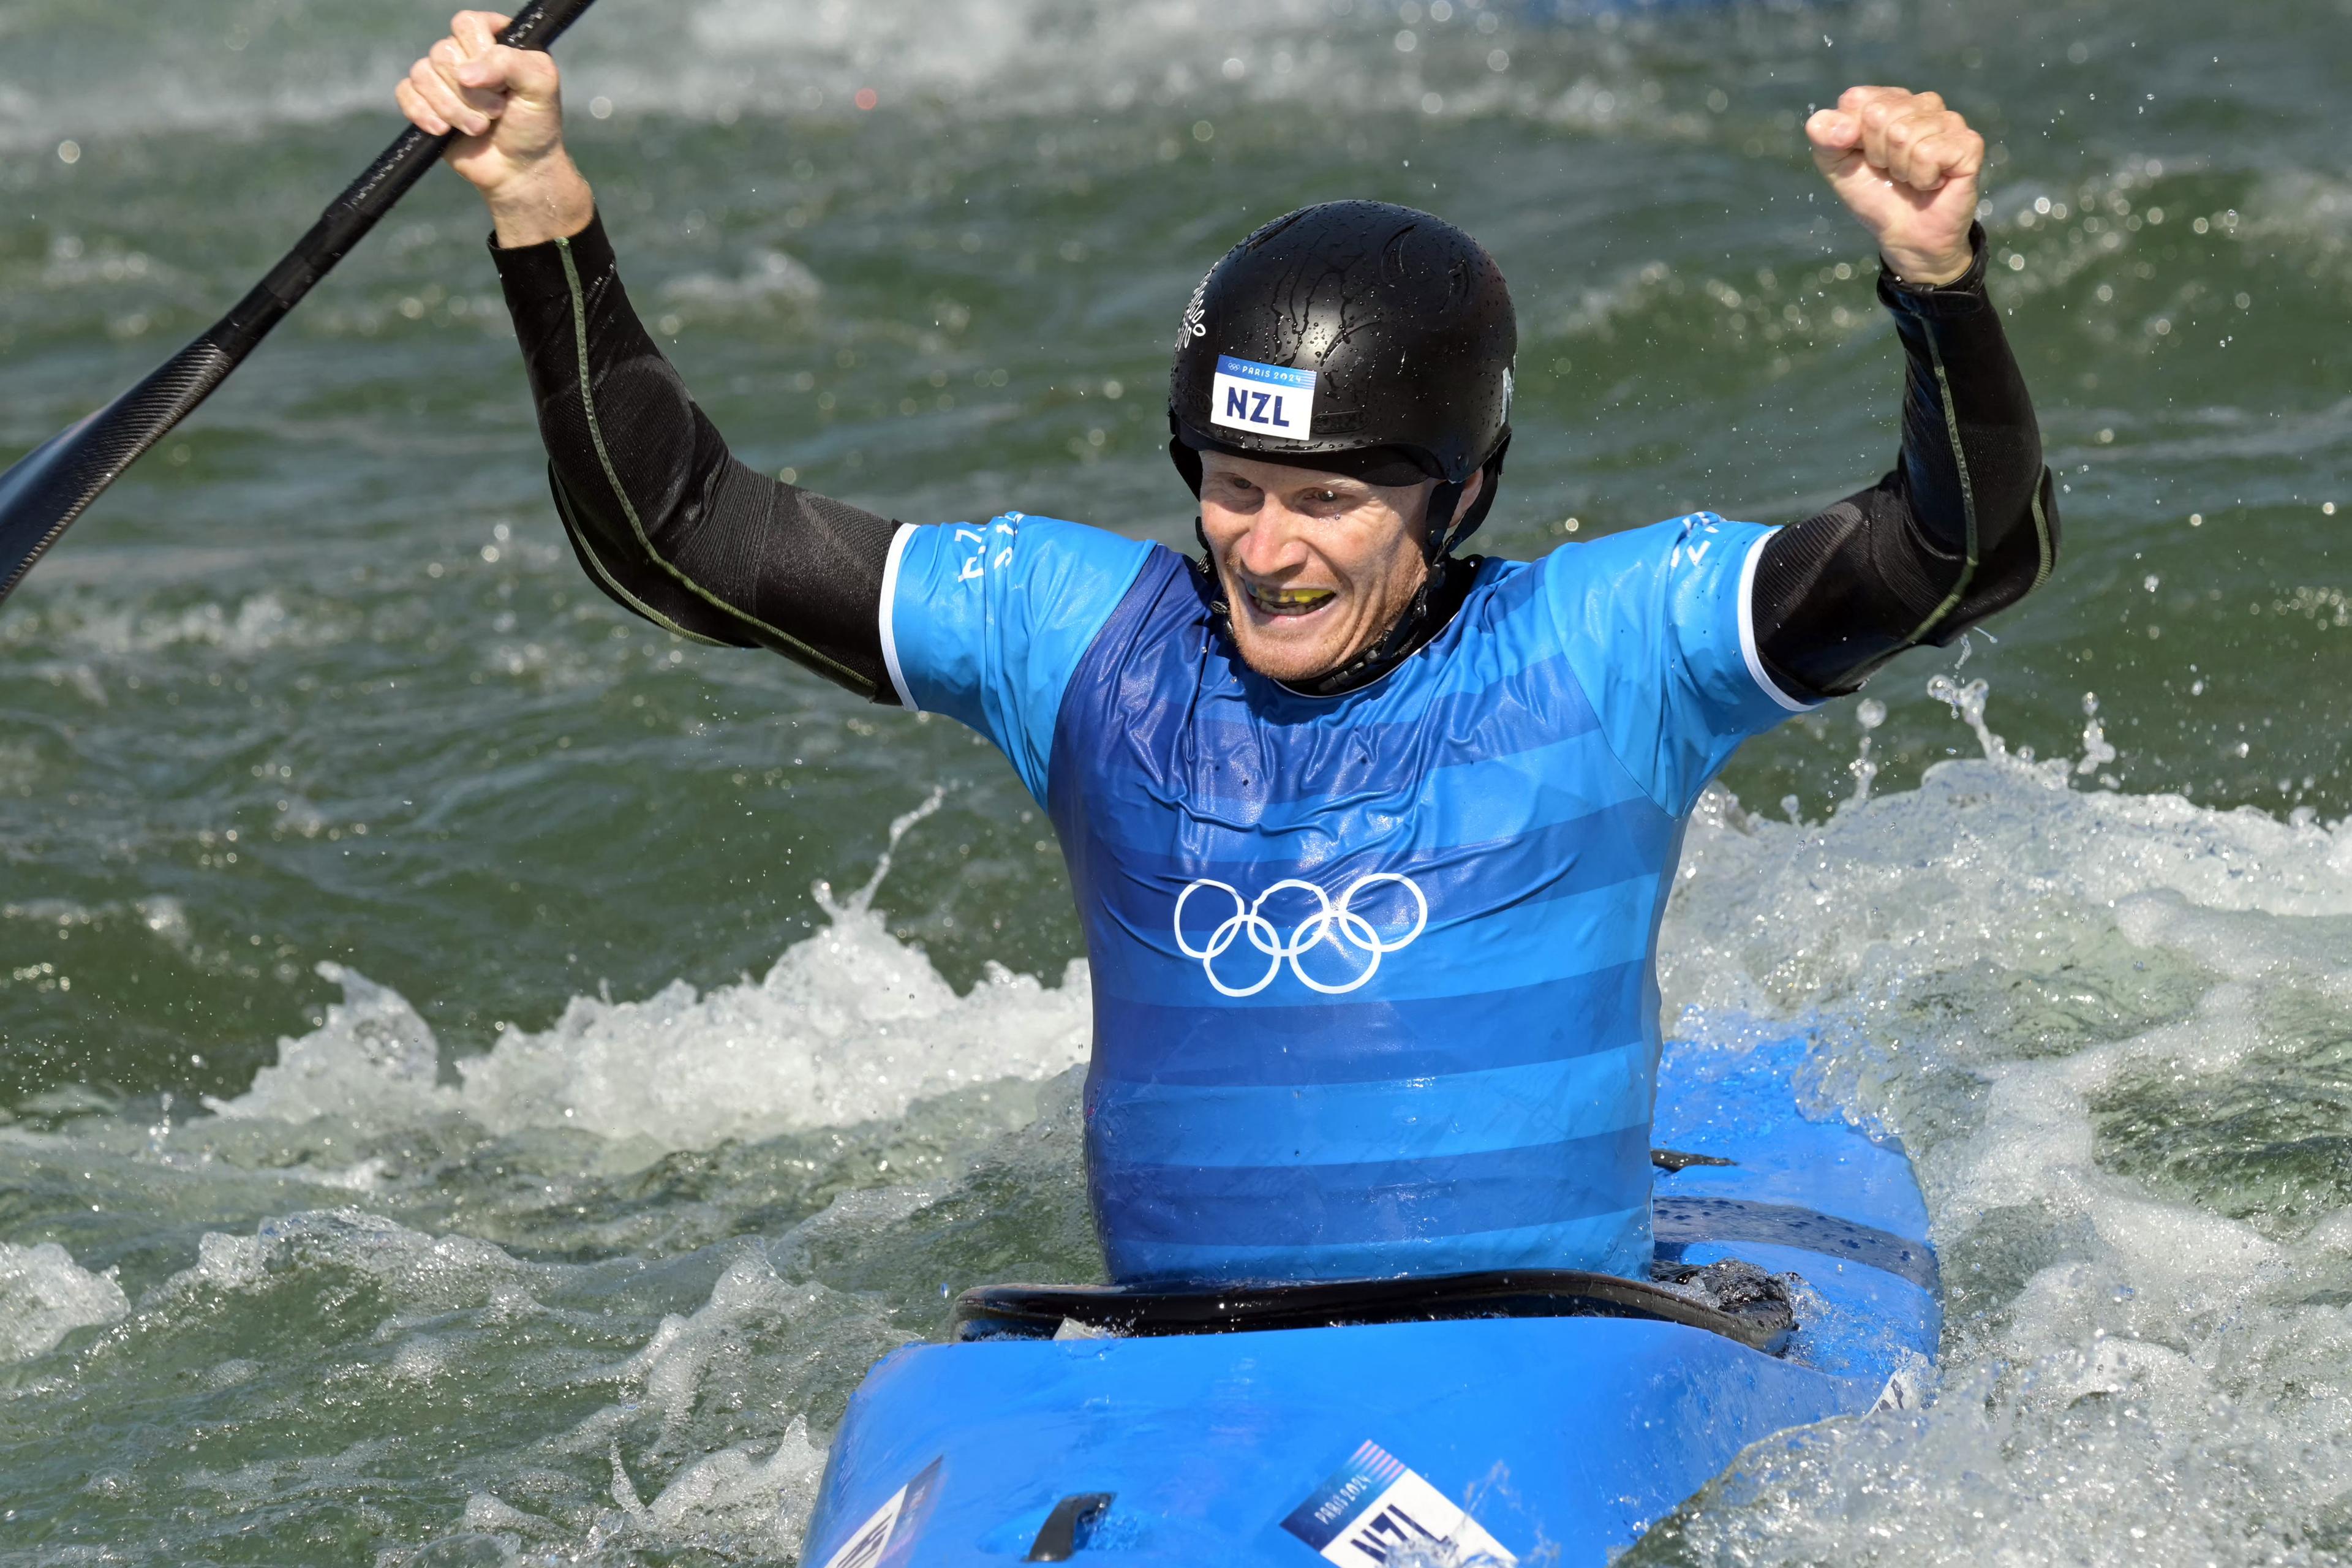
[0,336,238,605]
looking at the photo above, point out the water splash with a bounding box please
[0,0,1491,152]
[203,784,1087,1152]
[819,785,946,919]
[13,693,2352,1564]
[2076,690,2120,782]
[1651,688,2352,1567]
[0,1242,129,1362]
[1924,673,2005,764]
[1843,696,1887,809]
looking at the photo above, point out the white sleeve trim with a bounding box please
[1738,530,1822,714]
[878,523,918,711]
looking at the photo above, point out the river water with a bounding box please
[2,0,2349,1561]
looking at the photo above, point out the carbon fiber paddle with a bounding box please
[0,0,601,608]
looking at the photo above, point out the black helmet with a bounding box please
[1167,199,1517,557]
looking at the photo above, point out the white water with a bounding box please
[0,0,1506,153]
[7,0,2348,1555]
[1642,689,2352,1565]
[0,1240,129,1362]
[210,792,1091,1153]
[7,680,2351,1562]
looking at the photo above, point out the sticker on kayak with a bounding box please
[1209,354,1318,441]
[817,1457,943,1568]
[1280,1441,1516,1566]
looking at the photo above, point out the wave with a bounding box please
[1643,685,2352,1564]
[207,791,1091,1151]
[0,1241,129,1362]
[0,0,1831,154]
[0,0,1441,151]
[6,679,2350,1561]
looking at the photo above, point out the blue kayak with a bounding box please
[801,1036,1939,1566]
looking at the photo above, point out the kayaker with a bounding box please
[398,14,2054,1287]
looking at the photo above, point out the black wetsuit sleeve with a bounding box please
[1752,225,2059,698]
[489,211,903,701]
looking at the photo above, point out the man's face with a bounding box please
[1197,451,1480,685]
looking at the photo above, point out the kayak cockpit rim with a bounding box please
[954,1263,1798,1355]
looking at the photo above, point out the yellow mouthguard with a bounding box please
[1253,586,1335,608]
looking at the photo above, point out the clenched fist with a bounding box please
[395,10,594,248]
[1806,86,1986,286]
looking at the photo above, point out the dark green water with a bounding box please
[2,0,2349,1561]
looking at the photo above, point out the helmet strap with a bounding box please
[1428,432,1511,562]
[1167,429,1205,498]
[1422,480,1468,565]
[1280,555,1469,697]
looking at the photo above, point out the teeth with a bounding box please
[1248,586,1334,611]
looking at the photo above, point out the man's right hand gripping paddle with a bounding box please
[396,10,597,250]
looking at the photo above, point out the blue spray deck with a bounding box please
[802,1036,1939,1566]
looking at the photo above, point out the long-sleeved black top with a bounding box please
[489,214,2056,705]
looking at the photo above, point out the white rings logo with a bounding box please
[1172,874,1428,998]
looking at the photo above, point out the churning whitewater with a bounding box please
[8,692,2351,1563]
[5,0,2350,1560]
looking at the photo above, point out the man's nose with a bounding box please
[1231,505,1308,576]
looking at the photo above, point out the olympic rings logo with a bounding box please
[1172,873,1429,998]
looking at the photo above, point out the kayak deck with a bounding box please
[802,1036,1939,1566]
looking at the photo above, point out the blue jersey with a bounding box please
[882,513,1809,1286]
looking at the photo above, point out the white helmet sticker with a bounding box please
[1209,354,1318,442]
[1175,273,1211,350]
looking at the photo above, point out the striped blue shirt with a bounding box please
[883,512,1806,1286]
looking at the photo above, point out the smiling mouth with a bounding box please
[1241,582,1336,617]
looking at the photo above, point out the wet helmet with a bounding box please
[1167,199,1517,558]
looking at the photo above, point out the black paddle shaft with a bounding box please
[0,0,600,606]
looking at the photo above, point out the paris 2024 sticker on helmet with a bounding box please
[1208,355,1318,442]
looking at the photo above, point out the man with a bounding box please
[398,15,2054,1287]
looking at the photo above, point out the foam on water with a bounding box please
[0,0,1437,151]
[382,686,2352,1558]
[0,1241,129,1362]
[210,793,1091,1152]
[576,1252,842,1559]
[658,251,826,323]
[0,0,1786,171]
[1635,685,2352,1564]
[8,0,2351,1555]
[7,685,2352,1562]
